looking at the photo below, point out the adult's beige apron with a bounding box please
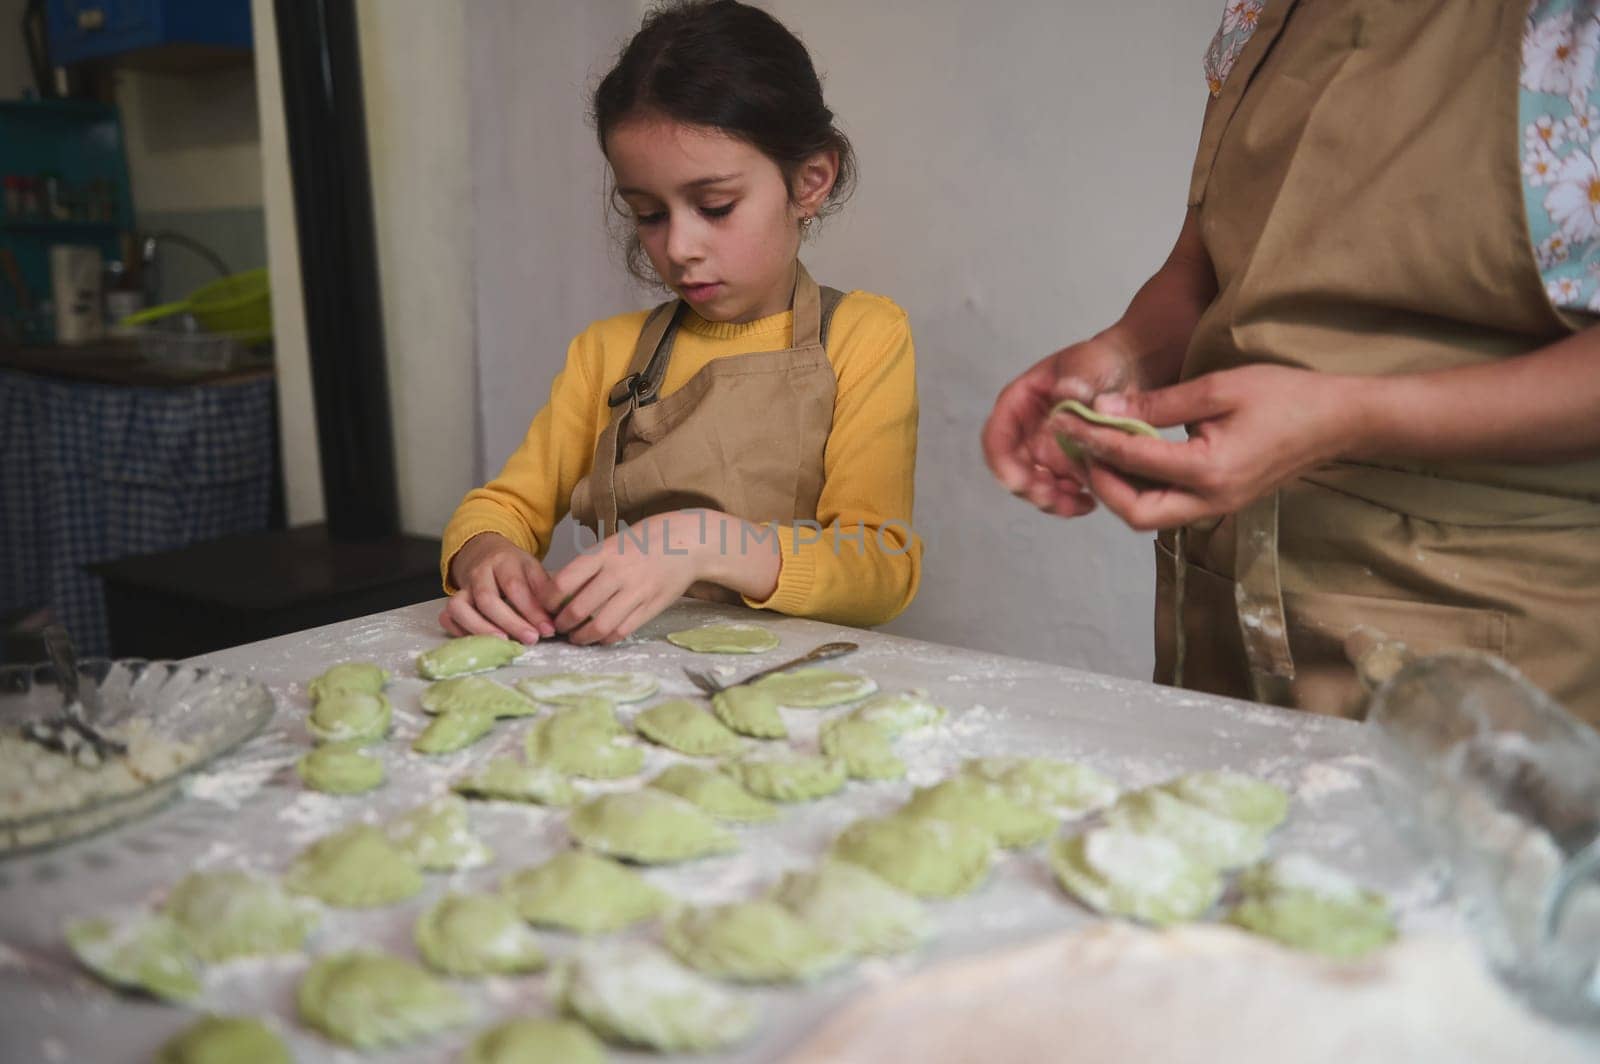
[569,264,843,604]
[1156,0,1600,724]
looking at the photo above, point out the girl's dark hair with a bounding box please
[592,0,856,282]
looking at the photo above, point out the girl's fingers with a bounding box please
[442,593,504,639]
[554,571,619,634]
[500,567,554,640]
[568,586,640,646]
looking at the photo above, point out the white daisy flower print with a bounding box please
[1564,100,1600,142]
[1528,114,1567,154]
[1546,277,1582,305]
[1524,9,1600,98]
[1546,141,1600,244]
[1222,0,1263,33]
[1538,232,1573,269]
[1526,141,1562,186]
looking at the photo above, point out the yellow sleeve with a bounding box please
[743,293,923,626]
[438,326,609,592]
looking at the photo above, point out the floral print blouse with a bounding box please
[1204,0,1600,316]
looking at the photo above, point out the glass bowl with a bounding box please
[0,658,276,856]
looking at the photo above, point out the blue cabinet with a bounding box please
[47,0,252,67]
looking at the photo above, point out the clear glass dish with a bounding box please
[0,658,276,856]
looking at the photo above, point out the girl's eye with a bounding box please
[701,203,734,219]
[635,211,666,226]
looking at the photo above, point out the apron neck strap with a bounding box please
[791,261,823,349]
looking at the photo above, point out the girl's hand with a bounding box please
[440,532,558,643]
[1058,365,1364,530]
[982,333,1139,517]
[545,511,707,646]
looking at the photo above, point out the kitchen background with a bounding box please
[1,1,1215,682]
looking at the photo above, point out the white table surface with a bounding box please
[0,597,1470,1062]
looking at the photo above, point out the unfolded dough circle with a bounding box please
[514,672,659,705]
[667,623,781,654]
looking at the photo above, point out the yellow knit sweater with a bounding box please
[440,289,922,627]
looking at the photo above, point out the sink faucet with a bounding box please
[139,232,231,309]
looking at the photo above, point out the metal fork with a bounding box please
[683,640,859,695]
[22,624,127,766]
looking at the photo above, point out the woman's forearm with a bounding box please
[1099,206,1218,391]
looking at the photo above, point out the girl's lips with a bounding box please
[680,282,722,302]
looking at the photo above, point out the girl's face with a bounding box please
[607,117,834,323]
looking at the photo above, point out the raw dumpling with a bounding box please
[297,951,472,1049]
[65,913,201,1002]
[306,690,391,745]
[848,690,945,735]
[413,893,546,976]
[453,756,576,806]
[554,942,757,1052]
[386,796,493,870]
[1104,788,1271,869]
[723,753,846,802]
[649,763,777,823]
[1158,771,1290,831]
[160,870,319,961]
[1049,827,1223,927]
[502,849,669,934]
[526,701,644,779]
[284,825,423,908]
[411,704,496,755]
[296,741,384,795]
[902,777,1058,848]
[664,900,847,983]
[633,699,744,757]
[567,790,737,864]
[770,860,929,956]
[416,635,524,680]
[710,685,787,739]
[819,717,904,781]
[153,1016,291,1064]
[463,1018,606,1064]
[831,815,993,899]
[419,675,539,718]
[514,672,658,706]
[307,662,388,701]
[1226,854,1396,958]
[960,756,1117,816]
[666,624,780,654]
[754,668,876,708]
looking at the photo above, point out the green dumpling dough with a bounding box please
[464,1018,607,1064]
[306,690,391,745]
[848,690,946,735]
[1049,826,1224,927]
[832,814,994,899]
[1227,854,1397,958]
[514,672,658,706]
[526,701,644,779]
[554,942,757,1052]
[649,763,777,823]
[296,741,385,795]
[567,790,737,864]
[420,675,540,718]
[308,662,388,702]
[770,860,930,957]
[1105,787,1271,869]
[753,668,877,707]
[412,704,496,754]
[723,753,847,802]
[417,634,524,680]
[710,685,787,739]
[414,893,546,976]
[819,717,905,781]
[284,824,423,908]
[664,900,847,983]
[1158,770,1290,831]
[633,699,744,757]
[154,1016,291,1064]
[502,849,668,933]
[453,756,576,806]
[297,951,472,1049]
[160,870,319,962]
[961,756,1118,816]
[387,796,493,870]
[666,623,780,654]
[902,776,1058,848]
[65,913,201,1002]
[1051,397,1162,459]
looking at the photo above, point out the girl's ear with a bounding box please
[792,149,839,216]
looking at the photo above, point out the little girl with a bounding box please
[439,0,922,647]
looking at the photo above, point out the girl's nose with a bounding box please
[665,216,705,266]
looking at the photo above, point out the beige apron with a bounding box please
[1156,0,1600,723]
[569,264,843,602]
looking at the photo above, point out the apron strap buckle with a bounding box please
[607,374,653,408]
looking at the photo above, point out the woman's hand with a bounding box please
[544,511,710,646]
[982,332,1140,517]
[439,532,558,643]
[1058,364,1364,530]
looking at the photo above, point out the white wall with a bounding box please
[115,66,263,212]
